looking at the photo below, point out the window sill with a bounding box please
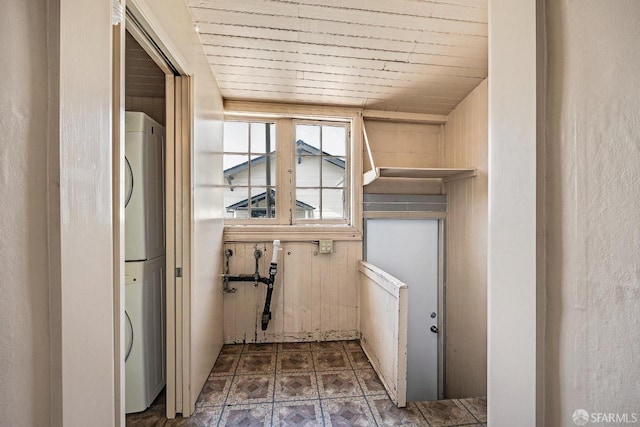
[223,224,363,242]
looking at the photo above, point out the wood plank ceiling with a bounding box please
[187,0,487,115]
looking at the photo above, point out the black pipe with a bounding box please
[261,263,277,330]
[222,243,279,330]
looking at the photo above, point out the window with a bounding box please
[294,122,348,221]
[223,121,277,219]
[222,117,351,225]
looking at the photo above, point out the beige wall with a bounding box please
[363,120,443,194]
[1,0,224,424]
[544,1,640,425]
[443,79,488,398]
[223,240,361,343]
[134,0,226,413]
[0,1,52,425]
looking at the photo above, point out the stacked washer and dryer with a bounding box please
[124,112,166,413]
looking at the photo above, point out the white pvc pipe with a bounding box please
[271,240,281,264]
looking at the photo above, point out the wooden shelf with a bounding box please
[361,121,476,187]
[363,167,476,186]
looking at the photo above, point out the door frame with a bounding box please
[113,0,194,421]
[363,216,446,401]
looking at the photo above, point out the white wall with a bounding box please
[544,1,640,425]
[0,1,52,425]
[443,79,488,398]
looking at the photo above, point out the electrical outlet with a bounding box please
[319,239,333,254]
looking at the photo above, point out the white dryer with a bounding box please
[125,257,166,413]
[125,112,165,262]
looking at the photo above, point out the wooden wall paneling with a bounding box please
[125,96,166,125]
[318,242,360,340]
[362,121,442,170]
[282,243,317,340]
[442,79,488,398]
[223,240,360,343]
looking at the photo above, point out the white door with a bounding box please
[365,219,439,401]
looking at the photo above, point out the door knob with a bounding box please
[430,325,439,334]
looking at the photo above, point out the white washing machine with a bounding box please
[125,111,165,262]
[125,257,166,413]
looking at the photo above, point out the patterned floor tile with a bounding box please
[227,374,275,404]
[237,353,276,374]
[416,399,477,427]
[244,343,278,353]
[341,340,362,351]
[368,395,429,426]
[313,350,350,371]
[220,344,244,355]
[458,397,487,423]
[355,368,387,395]
[310,341,344,352]
[196,376,232,407]
[219,403,273,427]
[125,410,166,427]
[131,341,490,427]
[322,397,376,427]
[164,406,222,426]
[278,342,312,352]
[317,371,362,398]
[210,353,240,376]
[275,373,318,401]
[126,392,167,426]
[346,348,373,369]
[273,400,323,426]
[277,351,313,373]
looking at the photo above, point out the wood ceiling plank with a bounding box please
[214,66,483,86]
[216,80,465,101]
[201,34,486,68]
[215,73,477,96]
[205,50,487,78]
[265,0,487,23]
[190,5,486,36]
[297,4,487,36]
[188,0,488,115]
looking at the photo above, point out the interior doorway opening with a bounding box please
[114,4,194,422]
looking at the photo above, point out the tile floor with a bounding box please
[126,340,487,426]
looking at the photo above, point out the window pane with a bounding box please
[295,188,319,219]
[296,156,320,187]
[322,189,345,219]
[249,187,276,219]
[223,121,249,152]
[322,125,347,156]
[250,122,276,154]
[296,124,320,151]
[250,155,276,186]
[224,186,249,219]
[322,157,346,187]
[224,154,248,176]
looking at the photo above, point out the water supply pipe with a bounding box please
[261,240,280,330]
[222,240,281,330]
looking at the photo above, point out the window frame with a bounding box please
[291,119,351,225]
[221,118,281,225]
[221,107,361,233]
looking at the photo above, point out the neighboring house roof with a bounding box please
[226,188,315,212]
[224,140,345,179]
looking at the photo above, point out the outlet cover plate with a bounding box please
[319,239,333,254]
